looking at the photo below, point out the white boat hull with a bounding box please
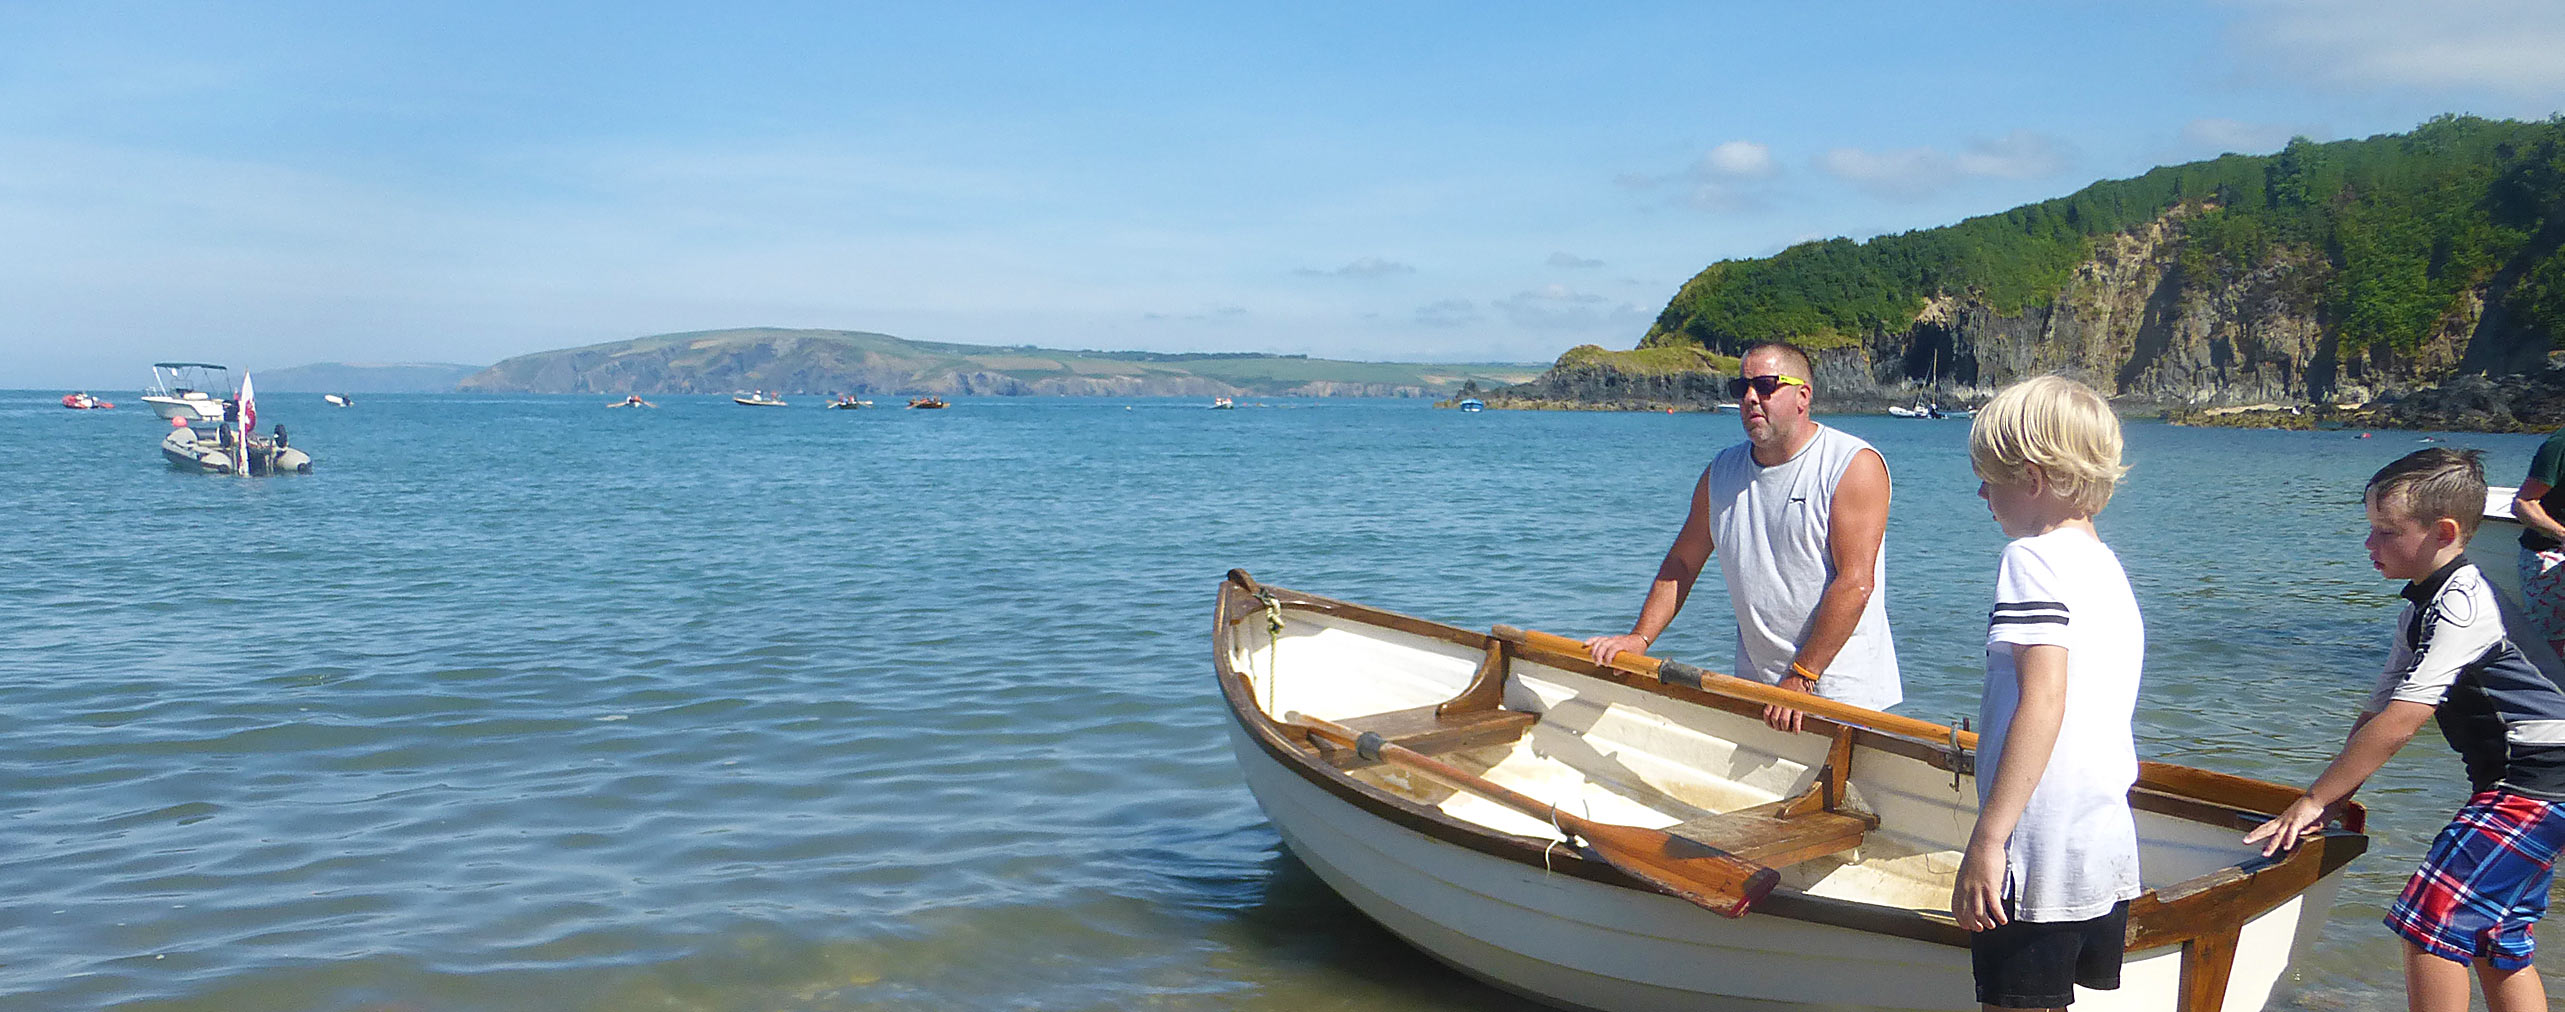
[1236,728,2345,1012]
[2473,487,2526,602]
[1217,579,2363,1012]
[161,429,313,475]
[142,394,224,423]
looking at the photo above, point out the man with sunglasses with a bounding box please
[1584,341,1902,731]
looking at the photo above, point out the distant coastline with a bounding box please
[454,327,1542,398]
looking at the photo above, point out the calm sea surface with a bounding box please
[2,392,2553,1011]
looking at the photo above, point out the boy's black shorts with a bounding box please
[1971,900,2130,1008]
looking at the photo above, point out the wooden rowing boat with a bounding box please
[1213,570,2367,1012]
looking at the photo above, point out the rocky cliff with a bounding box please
[1496,117,2565,424]
[1497,204,2560,421]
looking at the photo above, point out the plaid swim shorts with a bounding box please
[2385,790,2565,969]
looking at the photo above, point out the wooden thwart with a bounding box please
[1286,712,1779,918]
[1670,727,1875,869]
[1669,804,1871,869]
[1333,704,1537,760]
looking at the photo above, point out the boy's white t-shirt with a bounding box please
[1979,528,2146,922]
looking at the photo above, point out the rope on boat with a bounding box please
[1540,798,1595,876]
[1256,587,1285,714]
[1544,804,1569,875]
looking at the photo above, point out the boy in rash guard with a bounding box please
[2247,447,2565,1012]
[1952,376,2144,1011]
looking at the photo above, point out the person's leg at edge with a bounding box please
[2404,942,2472,1012]
[2521,546,2565,657]
[2476,960,2546,1012]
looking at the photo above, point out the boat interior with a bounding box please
[1227,598,2301,916]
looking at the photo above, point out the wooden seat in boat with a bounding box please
[1667,801,1872,869]
[1329,704,1537,759]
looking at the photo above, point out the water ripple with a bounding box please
[0,393,2548,1009]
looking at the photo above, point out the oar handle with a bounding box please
[1491,625,1977,749]
[1287,713,1559,820]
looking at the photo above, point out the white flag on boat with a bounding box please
[237,373,256,474]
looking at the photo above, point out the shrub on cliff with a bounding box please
[1646,115,2565,360]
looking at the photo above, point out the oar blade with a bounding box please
[1577,820,1779,919]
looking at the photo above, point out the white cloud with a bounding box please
[1621,139,1781,212]
[2178,117,2323,156]
[1546,251,1604,269]
[1816,130,2073,201]
[2223,0,2565,98]
[1492,285,1648,333]
[1953,130,2070,180]
[1414,299,1482,327]
[1815,146,1950,201]
[1294,256,1416,278]
[1701,141,1777,179]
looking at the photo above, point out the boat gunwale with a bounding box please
[1214,575,2368,955]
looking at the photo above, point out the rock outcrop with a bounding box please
[1494,206,2557,420]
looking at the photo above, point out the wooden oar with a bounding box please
[1282,711,1777,918]
[1491,625,1978,750]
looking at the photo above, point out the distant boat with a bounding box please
[1456,398,1485,412]
[323,393,353,407]
[608,395,657,408]
[907,396,949,410]
[733,392,788,407]
[829,395,873,410]
[60,392,114,410]
[140,362,232,424]
[161,426,312,474]
[1212,397,1236,410]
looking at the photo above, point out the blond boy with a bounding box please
[2247,448,2565,1012]
[1954,376,2144,1011]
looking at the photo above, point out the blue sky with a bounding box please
[7,1,2564,386]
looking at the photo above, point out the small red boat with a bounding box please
[907,396,949,410]
[61,392,115,409]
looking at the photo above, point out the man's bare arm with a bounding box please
[1796,448,1888,677]
[2517,479,2565,543]
[1587,471,1715,665]
[1758,448,1888,732]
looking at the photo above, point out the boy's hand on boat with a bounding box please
[1583,634,1650,667]
[2243,795,2331,857]
[1951,845,2009,932]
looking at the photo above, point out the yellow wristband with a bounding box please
[1790,662,1819,684]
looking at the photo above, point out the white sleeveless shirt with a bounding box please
[1705,424,1902,711]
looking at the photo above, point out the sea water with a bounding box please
[0,392,2548,1010]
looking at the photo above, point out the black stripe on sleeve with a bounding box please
[1991,600,2069,614]
[1989,614,2070,626]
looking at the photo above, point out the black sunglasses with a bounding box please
[1726,374,1808,398]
